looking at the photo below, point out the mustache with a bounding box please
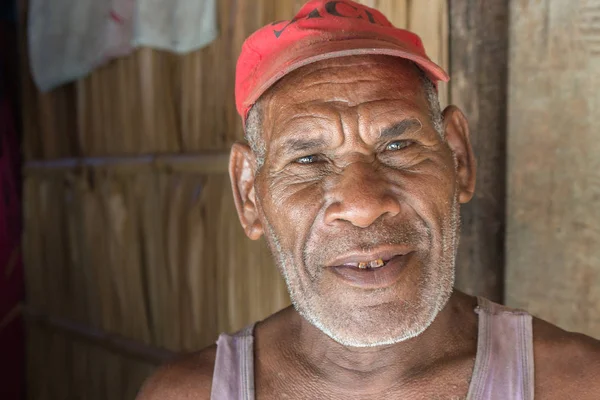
[303,219,430,267]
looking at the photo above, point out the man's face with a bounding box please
[234,55,474,347]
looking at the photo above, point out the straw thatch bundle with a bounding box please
[20,0,448,160]
[27,323,156,400]
[21,0,449,398]
[24,157,289,398]
[24,157,288,350]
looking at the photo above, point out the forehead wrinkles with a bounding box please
[262,97,343,146]
[266,55,423,102]
[260,56,427,140]
[285,56,421,87]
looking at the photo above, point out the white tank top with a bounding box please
[210,297,535,400]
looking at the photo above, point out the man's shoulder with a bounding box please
[136,344,217,400]
[533,317,600,399]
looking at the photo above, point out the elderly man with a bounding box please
[139,1,600,399]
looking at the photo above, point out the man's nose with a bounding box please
[323,162,401,228]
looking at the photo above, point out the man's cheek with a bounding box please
[270,178,324,215]
[264,180,324,238]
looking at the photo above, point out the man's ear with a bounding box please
[229,143,264,240]
[442,106,477,204]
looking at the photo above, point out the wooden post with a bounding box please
[449,0,510,302]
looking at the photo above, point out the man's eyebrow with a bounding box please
[272,119,420,154]
[278,137,327,153]
[378,119,422,139]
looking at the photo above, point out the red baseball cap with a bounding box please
[235,0,450,123]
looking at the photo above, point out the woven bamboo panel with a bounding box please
[27,324,155,400]
[22,1,450,398]
[21,0,448,159]
[24,162,288,352]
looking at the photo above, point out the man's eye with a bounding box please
[385,141,412,151]
[296,155,318,164]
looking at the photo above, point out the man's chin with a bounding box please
[294,293,449,348]
[319,322,431,348]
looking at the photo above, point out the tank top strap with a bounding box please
[467,297,535,400]
[210,324,256,400]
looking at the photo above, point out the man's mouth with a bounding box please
[340,258,386,270]
[325,248,413,289]
[326,249,413,289]
[327,248,409,269]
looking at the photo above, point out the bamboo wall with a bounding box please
[21,1,449,398]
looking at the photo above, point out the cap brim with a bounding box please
[244,37,450,115]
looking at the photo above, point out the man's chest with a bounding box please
[255,357,475,400]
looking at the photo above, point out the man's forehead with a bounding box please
[267,55,423,97]
[258,55,427,137]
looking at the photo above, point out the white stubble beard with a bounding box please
[260,190,461,348]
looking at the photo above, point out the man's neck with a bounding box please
[282,291,478,395]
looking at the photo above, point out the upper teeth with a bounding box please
[358,259,385,269]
